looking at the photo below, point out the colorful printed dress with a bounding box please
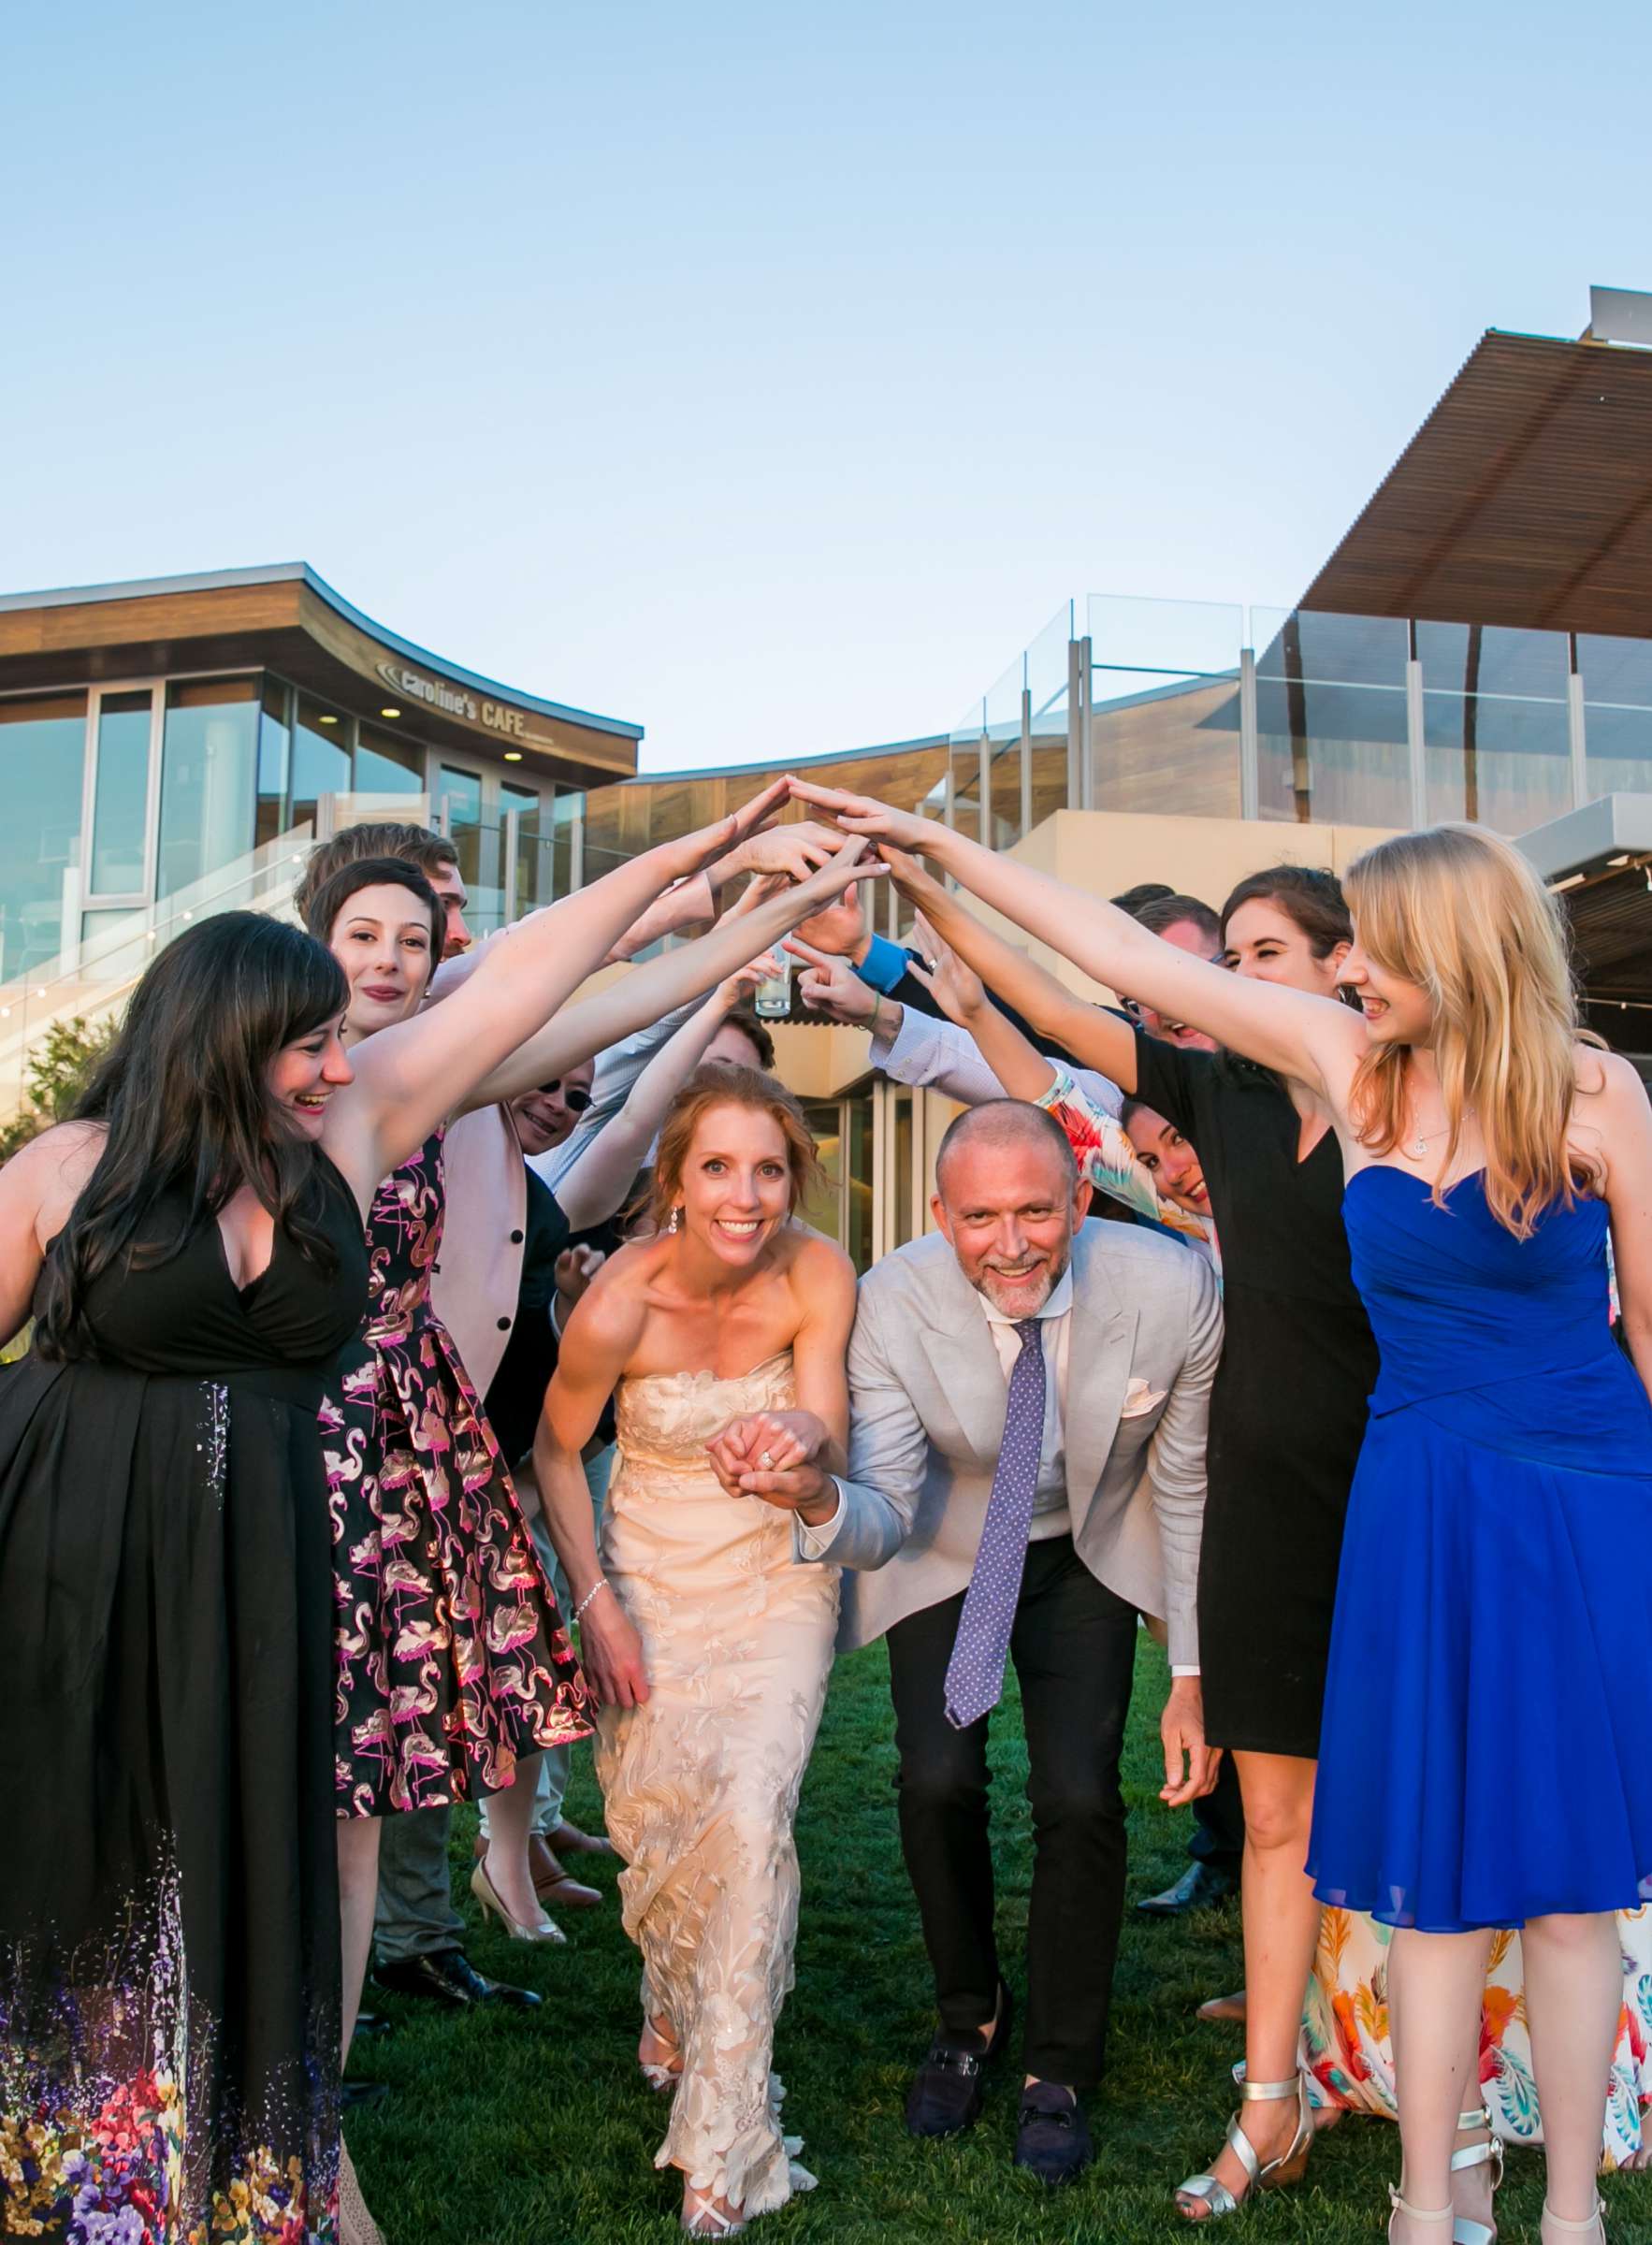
[323,1128,592,1816]
[1036,1068,1220,1275]
[0,1158,370,2242]
[1306,1905,1652,2166]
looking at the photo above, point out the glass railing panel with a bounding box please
[1415,619,1570,702]
[1090,676,1242,818]
[1255,609,1409,688]
[1087,594,1243,680]
[947,739,984,845]
[1254,677,1411,827]
[1422,692,1572,832]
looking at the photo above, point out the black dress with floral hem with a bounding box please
[0,1155,369,2243]
[324,1128,592,1818]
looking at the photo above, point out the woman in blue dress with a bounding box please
[794,785,1652,2245]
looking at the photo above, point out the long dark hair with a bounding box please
[35,912,349,1359]
[302,856,444,962]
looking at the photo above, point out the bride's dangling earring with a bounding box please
[668,1206,682,1234]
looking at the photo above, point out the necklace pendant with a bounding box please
[1411,1136,1426,1159]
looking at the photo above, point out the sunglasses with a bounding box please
[535,1080,592,1111]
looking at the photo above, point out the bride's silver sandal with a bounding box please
[1173,2043,1313,2219]
[1450,2103,1504,2245]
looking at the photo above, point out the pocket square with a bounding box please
[1120,1378,1167,1419]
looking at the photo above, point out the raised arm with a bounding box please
[553,955,780,1233]
[453,857,865,1120]
[880,850,1141,1092]
[792,781,1365,1097]
[327,822,868,1195]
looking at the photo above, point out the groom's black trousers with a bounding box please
[884,1535,1139,2089]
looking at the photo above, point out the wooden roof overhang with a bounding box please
[0,564,642,787]
[1302,331,1652,638]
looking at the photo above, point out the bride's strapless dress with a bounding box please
[596,1351,840,2218]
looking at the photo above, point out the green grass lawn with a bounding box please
[349,1639,1645,2245]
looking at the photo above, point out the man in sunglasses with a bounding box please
[512,1067,596,1158]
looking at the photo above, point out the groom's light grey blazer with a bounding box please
[798,1221,1222,1665]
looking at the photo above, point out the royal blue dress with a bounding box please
[1307,1165,1652,1934]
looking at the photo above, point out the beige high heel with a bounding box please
[1173,2038,1313,2219]
[339,2137,385,2245]
[1389,2186,1455,2241]
[1540,2201,1607,2244]
[470,1858,567,1944]
[1450,2103,1504,2245]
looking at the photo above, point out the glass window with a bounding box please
[290,696,351,834]
[1577,635,1652,801]
[552,789,581,899]
[439,765,484,887]
[0,692,87,981]
[89,689,154,895]
[256,678,292,848]
[1256,610,1409,688]
[355,723,425,799]
[156,679,259,899]
[801,1099,846,1249]
[500,779,544,915]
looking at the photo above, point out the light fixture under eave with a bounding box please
[379,706,401,719]
[503,750,524,761]
[318,713,339,726]
[1552,872,1587,891]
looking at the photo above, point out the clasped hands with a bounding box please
[705,1410,838,1528]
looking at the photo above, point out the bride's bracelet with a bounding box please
[573,1579,612,1623]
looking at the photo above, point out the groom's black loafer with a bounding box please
[1013,2081,1093,2186]
[905,1981,1014,2137]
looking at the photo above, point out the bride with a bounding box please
[534,1062,855,2237]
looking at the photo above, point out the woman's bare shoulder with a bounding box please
[781,1223,856,1296]
[2,1121,106,1226]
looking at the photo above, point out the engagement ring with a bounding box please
[760,1451,775,1468]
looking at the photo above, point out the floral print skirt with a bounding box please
[1306,1904,1652,2166]
[324,1311,592,1817]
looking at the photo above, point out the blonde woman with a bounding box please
[535,1067,855,2238]
[795,783,1652,2245]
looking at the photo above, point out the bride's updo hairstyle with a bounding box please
[649,1065,822,1230]
[1343,823,1598,1238]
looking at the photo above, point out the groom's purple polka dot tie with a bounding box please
[944,1317,1046,1731]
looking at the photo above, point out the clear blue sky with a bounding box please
[3,2,1649,772]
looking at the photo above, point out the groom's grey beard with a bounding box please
[971,1236,1071,1319]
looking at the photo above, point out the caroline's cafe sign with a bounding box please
[377,659,530,741]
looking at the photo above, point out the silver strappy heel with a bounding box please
[1450,2102,1504,2245]
[1173,2039,1313,2220]
[1389,2185,1456,2240]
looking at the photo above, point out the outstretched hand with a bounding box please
[903,914,988,1026]
[659,775,793,883]
[787,779,942,856]
[786,935,877,1026]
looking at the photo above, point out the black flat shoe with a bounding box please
[372,1947,542,2010]
[1136,1861,1238,1917]
[1014,2082,1093,2187]
[905,1981,1013,2138]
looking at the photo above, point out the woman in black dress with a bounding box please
[0,783,868,2243]
[791,779,1398,2225]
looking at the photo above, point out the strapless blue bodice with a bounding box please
[1342,1166,1651,1475]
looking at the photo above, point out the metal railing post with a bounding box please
[1019,683,1033,842]
[1239,646,1260,819]
[1405,659,1427,831]
[1567,643,1589,808]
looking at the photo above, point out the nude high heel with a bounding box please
[639,2014,684,2093]
[1388,2186,1455,2240]
[681,2184,746,2236]
[470,1858,567,1944]
[1540,2201,1607,2245]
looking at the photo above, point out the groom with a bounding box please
[753,1100,1222,2183]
